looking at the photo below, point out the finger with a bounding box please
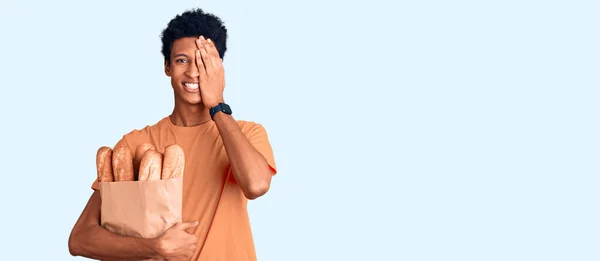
[161,144,185,179]
[196,35,204,49]
[207,38,220,59]
[195,37,206,72]
[198,39,212,70]
[195,49,206,76]
[183,221,199,234]
[205,39,220,69]
[112,145,134,181]
[196,36,211,70]
[134,143,154,179]
[96,147,114,182]
[179,221,199,230]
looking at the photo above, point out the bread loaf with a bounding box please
[112,145,134,181]
[134,143,155,180]
[161,144,185,179]
[138,150,163,181]
[96,146,114,182]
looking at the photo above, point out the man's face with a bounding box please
[165,37,202,105]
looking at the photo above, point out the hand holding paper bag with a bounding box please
[95,143,197,260]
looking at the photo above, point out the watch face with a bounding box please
[221,103,232,114]
[211,103,232,117]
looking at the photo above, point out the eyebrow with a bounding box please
[173,53,190,59]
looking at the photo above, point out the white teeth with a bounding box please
[185,83,199,89]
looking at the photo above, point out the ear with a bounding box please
[164,59,171,76]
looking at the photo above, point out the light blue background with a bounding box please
[0,0,598,260]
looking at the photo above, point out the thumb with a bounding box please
[179,220,199,229]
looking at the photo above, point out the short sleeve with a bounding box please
[245,122,277,175]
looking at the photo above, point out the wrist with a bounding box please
[209,102,232,120]
[142,237,164,259]
[205,99,224,109]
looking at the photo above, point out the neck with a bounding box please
[169,102,212,127]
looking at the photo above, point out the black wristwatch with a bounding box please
[209,102,232,120]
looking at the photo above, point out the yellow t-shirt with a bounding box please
[91,116,277,261]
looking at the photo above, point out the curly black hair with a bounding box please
[160,8,228,63]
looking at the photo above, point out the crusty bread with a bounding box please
[112,145,134,181]
[134,143,155,180]
[139,150,163,181]
[96,146,114,182]
[161,144,185,179]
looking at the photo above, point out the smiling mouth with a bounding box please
[183,82,199,92]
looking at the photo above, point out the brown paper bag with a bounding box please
[98,177,183,260]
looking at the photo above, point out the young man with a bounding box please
[68,8,277,261]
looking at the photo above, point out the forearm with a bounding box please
[70,224,161,261]
[213,112,272,199]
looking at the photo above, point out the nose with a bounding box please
[185,61,199,78]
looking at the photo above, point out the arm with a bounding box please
[195,36,275,200]
[213,112,274,199]
[71,139,198,260]
[68,190,162,260]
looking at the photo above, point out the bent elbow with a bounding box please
[68,232,81,257]
[68,225,90,257]
[245,182,270,200]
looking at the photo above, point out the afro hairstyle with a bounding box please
[160,8,228,63]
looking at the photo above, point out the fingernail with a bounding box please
[208,38,212,43]
[200,35,205,40]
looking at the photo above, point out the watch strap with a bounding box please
[209,103,232,120]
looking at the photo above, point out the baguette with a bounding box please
[112,145,134,181]
[138,150,163,181]
[161,144,185,179]
[96,146,114,182]
[134,143,155,180]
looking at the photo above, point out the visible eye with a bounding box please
[175,58,188,63]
